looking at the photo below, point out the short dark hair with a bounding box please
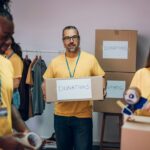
[0,0,13,21]
[62,26,80,37]
[145,48,150,68]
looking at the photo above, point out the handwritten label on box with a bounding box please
[56,78,92,100]
[106,80,126,98]
[103,41,128,59]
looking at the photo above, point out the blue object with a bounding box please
[123,97,147,115]
[12,89,20,109]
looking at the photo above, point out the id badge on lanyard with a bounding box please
[0,107,8,117]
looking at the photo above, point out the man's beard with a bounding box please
[69,47,76,52]
[67,44,79,53]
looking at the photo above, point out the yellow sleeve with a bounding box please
[26,57,38,85]
[91,56,105,76]
[130,70,141,88]
[43,63,54,79]
[26,63,33,85]
[10,55,23,78]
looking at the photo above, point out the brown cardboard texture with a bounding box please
[95,29,137,72]
[121,116,150,150]
[94,72,134,113]
[45,76,103,102]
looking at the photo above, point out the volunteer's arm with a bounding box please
[103,76,107,98]
[13,78,21,89]
[143,102,150,112]
[11,105,30,133]
[41,80,46,100]
[0,135,31,150]
[0,106,32,150]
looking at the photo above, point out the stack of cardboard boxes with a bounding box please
[94,30,150,150]
[121,116,150,150]
[93,30,138,149]
[94,29,137,113]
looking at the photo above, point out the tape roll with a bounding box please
[16,132,42,149]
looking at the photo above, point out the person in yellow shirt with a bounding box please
[0,1,33,149]
[5,37,23,109]
[130,49,150,114]
[42,26,105,150]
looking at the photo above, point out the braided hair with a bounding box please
[11,36,23,60]
[0,0,13,21]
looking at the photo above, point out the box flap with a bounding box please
[127,115,150,124]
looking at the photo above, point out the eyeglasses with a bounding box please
[63,35,80,42]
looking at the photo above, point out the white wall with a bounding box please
[11,0,150,143]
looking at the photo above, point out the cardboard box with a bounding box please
[95,29,137,72]
[94,72,134,113]
[45,76,103,102]
[121,116,150,150]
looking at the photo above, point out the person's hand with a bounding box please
[143,102,150,112]
[103,77,107,99]
[41,80,46,100]
[103,88,107,99]
[0,134,34,150]
[123,114,135,123]
[14,132,43,150]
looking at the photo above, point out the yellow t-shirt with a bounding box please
[130,67,150,100]
[9,53,23,78]
[0,55,14,136]
[26,56,38,85]
[43,51,105,118]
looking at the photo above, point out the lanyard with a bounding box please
[65,51,80,78]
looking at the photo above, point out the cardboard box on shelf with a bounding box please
[45,76,103,102]
[94,72,134,113]
[121,116,150,150]
[95,29,137,72]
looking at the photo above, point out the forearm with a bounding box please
[13,78,21,89]
[0,135,30,150]
[41,80,46,100]
[11,105,30,133]
[0,136,13,149]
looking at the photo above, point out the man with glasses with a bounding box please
[42,26,105,150]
